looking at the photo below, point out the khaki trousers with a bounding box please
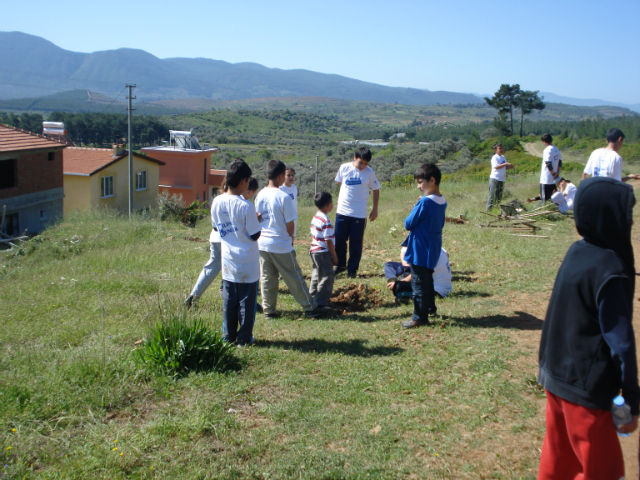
[259,250,317,314]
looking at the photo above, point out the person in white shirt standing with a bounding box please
[334,147,381,278]
[540,133,562,202]
[485,143,514,211]
[279,168,298,239]
[255,160,330,319]
[211,160,262,347]
[583,128,639,183]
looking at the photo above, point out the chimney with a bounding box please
[112,144,125,156]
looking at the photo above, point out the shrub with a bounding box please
[135,314,238,377]
[157,191,209,227]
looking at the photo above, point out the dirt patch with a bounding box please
[330,283,386,314]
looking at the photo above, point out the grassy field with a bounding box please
[0,175,604,479]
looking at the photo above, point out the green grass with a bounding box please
[1,177,596,478]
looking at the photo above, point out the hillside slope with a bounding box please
[0,32,483,105]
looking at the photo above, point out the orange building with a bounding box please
[142,131,220,205]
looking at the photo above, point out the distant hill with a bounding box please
[0,31,483,106]
[539,92,640,114]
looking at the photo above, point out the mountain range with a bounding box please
[1,31,638,113]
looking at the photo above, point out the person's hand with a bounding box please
[386,281,395,291]
[369,209,378,221]
[618,415,639,434]
[257,212,263,222]
[332,254,338,266]
[629,174,640,180]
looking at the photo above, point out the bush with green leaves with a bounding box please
[157,191,209,227]
[135,315,238,377]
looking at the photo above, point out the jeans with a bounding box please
[410,264,436,322]
[485,178,504,211]
[222,280,258,345]
[310,251,335,306]
[334,214,367,274]
[190,242,221,298]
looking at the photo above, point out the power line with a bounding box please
[102,86,127,114]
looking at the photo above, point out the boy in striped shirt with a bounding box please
[310,192,338,307]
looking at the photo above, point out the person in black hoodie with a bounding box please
[537,177,639,479]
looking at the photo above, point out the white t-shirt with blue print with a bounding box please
[335,163,381,218]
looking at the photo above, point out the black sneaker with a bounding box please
[237,336,256,348]
[184,295,194,309]
[346,271,357,279]
[256,303,263,313]
[333,266,346,276]
[401,319,430,329]
[306,305,332,318]
[264,310,282,319]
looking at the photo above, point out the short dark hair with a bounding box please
[414,163,442,185]
[266,160,286,180]
[606,128,625,143]
[285,168,296,175]
[493,143,502,150]
[559,177,572,184]
[541,133,553,144]
[354,146,372,162]
[226,160,252,188]
[247,176,259,192]
[314,192,333,210]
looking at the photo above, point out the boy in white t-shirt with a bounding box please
[539,133,562,202]
[385,244,452,299]
[185,176,260,308]
[255,160,330,318]
[485,143,514,211]
[558,178,577,210]
[211,161,262,346]
[583,128,639,183]
[334,146,381,278]
[279,168,298,238]
[309,192,338,307]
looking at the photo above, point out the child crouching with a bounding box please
[310,192,338,307]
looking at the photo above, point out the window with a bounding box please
[40,210,47,221]
[0,159,17,189]
[203,190,207,202]
[48,152,55,161]
[135,171,147,190]
[196,193,200,201]
[101,176,114,198]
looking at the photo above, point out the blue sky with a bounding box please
[3,0,640,104]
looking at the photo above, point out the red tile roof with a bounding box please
[63,148,164,176]
[0,124,67,152]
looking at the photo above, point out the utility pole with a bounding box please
[126,84,137,219]
[314,155,319,195]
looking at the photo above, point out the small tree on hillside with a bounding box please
[515,90,545,137]
[493,111,512,139]
[485,84,521,136]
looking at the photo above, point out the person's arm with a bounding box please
[494,162,511,170]
[326,239,338,266]
[622,175,640,182]
[582,172,589,180]
[404,200,425,231]
[370,189,379,221]
[286,220,295,245]
[599,276,640,431]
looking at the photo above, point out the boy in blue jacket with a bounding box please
[402,163,447,329]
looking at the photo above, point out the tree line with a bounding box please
[0,111,170,147]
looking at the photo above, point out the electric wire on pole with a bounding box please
[126,84,136,219]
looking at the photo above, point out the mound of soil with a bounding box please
[330,283,386,314]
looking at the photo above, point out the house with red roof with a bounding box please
[0,124,67,236]
[63,145,164,215]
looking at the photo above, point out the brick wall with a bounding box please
[0,149,64,200]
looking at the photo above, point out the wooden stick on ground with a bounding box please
[508,234,550,239]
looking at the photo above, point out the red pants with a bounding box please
[538,390,624,480]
